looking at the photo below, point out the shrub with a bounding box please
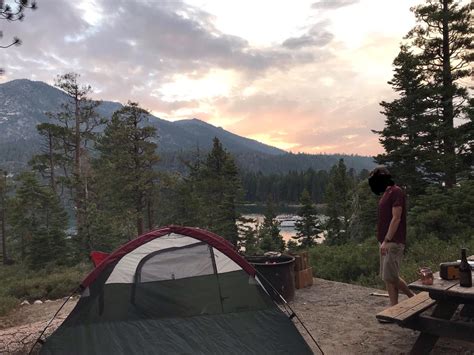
[0,263,91,315]
[308,235,474,289]
[0,295,18,316]
[308,239,382,287]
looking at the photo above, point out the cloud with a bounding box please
[311,0,359,10]
[0,0,410,156]
[282,24,334,49]
[1,0,325,101]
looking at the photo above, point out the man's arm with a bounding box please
[380,206,402,255]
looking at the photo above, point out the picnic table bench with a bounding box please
[377,272,474,354]
[376,291,436,324]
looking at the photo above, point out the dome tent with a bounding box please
[39,226,312,354]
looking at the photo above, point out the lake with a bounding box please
[241,213,326,244]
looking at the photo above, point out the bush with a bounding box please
[7,265,88,301]
[0,263,91,315]
[0,295,18,316]
[308,238,382,288]
[308,235,474,289]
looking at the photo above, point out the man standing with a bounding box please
[369,166,414,306]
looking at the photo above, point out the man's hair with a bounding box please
[369,166,391,178]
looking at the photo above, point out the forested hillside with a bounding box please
[0,79,374,175]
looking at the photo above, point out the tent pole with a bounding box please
[254,269,325,355]
[209,247,224,313]
[28,286,81,355]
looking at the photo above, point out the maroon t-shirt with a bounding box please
[377,185,406,244]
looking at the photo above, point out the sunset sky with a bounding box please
[1,0,426,155]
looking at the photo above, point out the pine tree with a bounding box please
[458,97,474,180]
[29,123,70,194]
[188,138,242,246]
[8,173,68,268]
[405,0,473,187]
[324,159,353,245]
[373,46,432,195]
[237,216,260,255]
[31,73,104,255]
[258,198,285,252]
[349,180,379,242]
[94,102,159,239]
[294,189,322,248]
[0,0,37,74]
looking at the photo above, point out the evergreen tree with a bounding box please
[186,138,242,246]
[410,180,474,240]
[286,239,298,253]
[324,159,354,245]
[294,189,322,248]
[349,180,379,242]
[458,97,474,180]
[0,0,37,74]
[405,0,473,187]
[374,46,432,195]
[237,216,260,255]
[29,123,70,194]
[8,173,68,268]
[258,198,285,252]
[241,168,329,204]
[30,73,104,255]
[94,102,159,239]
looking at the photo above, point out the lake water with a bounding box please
[241,214,326,244]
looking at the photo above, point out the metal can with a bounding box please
[419,267,434,285]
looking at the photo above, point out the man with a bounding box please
[368,166,414,306]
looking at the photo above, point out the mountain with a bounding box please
[0,79,375,173]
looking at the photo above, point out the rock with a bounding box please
[45,300,53,303]
[20,300,30,306]
[33,300,43,305]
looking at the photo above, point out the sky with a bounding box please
[0,0,425,155]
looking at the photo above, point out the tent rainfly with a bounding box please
[39,226,313,354]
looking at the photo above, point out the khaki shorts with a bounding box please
[380,242,405,283]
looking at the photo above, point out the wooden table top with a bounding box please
[409,272,474,302]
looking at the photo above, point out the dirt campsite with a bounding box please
[1,277,473,355]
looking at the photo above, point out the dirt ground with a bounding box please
[1,278,473,354]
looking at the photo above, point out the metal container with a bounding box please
[245,255,295,303]
[419,267,434,285]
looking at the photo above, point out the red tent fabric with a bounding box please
[90,251,109,267]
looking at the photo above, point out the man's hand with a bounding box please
[380,240,389,255]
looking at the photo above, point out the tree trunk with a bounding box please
[1,172,6,265]
[73,92,86,251]
[442,0,456,188]
[147,197,153,231]
[136,197,143,237]
[48,130,56,193]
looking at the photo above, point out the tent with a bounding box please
[40,226,313,354]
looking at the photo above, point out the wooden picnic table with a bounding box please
[406,271,474,354]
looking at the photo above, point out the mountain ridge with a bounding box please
[0,79,375,173]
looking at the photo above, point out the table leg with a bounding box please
[459,304,474,319]
[409,301,459,355]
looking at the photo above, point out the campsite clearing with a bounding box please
[1,278,474,354]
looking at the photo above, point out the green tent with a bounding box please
[40,226,312,354]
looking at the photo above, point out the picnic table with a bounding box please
[406,271,474,353]
[377,271,474,354]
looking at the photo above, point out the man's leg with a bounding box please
[385,281,399,306]
[396,277,415,298]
